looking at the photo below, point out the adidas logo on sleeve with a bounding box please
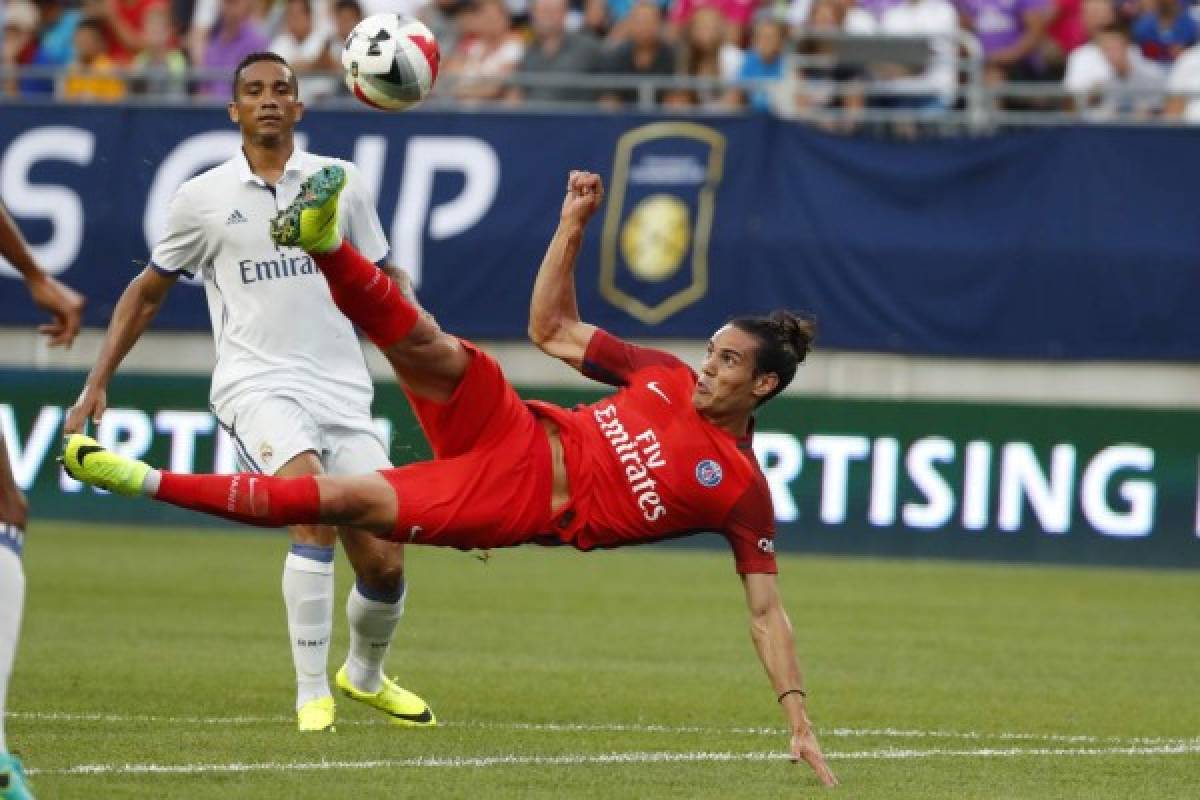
[226,210,248,225]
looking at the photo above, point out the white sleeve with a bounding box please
[1167,51,1200,94]
[339,163,390,265]
[1064,49,1104,93]
[149,185,211,277]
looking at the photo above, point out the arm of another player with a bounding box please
[741,572,839,786]
[0,204,85,347]
[527,170,602,370]
[63,267,179,433]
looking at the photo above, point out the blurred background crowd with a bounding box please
[3,0,1200,120]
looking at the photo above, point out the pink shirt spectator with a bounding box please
[670,0,758,30]
[1048,0,1087,54]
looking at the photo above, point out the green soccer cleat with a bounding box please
[335,666,436,727]
[270,166,347,254]
[0,753,34,800]
[60,434,150,497]
[296,696,336,733]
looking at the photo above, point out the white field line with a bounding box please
[26,743,1200,777]
[8,711,1199,748]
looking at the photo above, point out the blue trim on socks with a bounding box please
[0,523,24,558]
[289,543,335,564]
[355,575,405,604]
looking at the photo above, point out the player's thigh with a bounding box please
[404,340,530,460]
[220,393,334,546]
[323,424,406,580]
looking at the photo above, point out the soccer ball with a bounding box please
[342,14,440,111]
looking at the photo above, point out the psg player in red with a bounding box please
[64,170,837,785]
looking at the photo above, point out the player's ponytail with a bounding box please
[729,310,816,406]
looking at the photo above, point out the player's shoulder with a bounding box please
[175,158,241,199]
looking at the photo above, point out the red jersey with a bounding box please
[528,330,778,574]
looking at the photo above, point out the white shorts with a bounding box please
[214,392,391,477]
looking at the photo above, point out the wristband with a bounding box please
[777,688,807,703]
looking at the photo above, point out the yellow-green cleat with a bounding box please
[297,696,336,733]
[335,666,436,727]
[270,166,347,254]
[61,434,150,497]
[0,753,34,800]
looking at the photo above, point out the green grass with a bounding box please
[9,523,1200,798]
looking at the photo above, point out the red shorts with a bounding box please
[379,340,556,550]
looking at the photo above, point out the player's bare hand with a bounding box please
[560,171,604,227]
[791,727,838,787]
[27,273,85,347]
[64,386,107,435]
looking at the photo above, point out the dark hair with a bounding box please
[334,0,364,15]
[729,310,816,406]
[76,16,108,38]
[231,52,297,99]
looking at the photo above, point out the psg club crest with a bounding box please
[695,459,723,488]
[600,122,726,326]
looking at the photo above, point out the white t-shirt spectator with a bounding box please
[270,24,338,98]
[1167,45,1200,121]
[1064,42,1165,119]
[879,0,959,104]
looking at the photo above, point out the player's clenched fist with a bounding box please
[560,171,604,227]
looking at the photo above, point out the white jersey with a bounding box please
[150,148,389,419]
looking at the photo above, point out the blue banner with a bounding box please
[2,106,1198,359]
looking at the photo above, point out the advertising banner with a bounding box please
[5,369,1197,568]
[2,107,1200,359]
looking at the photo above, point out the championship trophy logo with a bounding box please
[600,122,726,325]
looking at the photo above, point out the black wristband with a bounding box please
[777,688,807,703]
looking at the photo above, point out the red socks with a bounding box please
[314,242,419,349]
[155,472,322,528]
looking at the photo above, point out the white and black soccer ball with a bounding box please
[342,14,440,111]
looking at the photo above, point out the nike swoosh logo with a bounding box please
[386,706,435,724]
[75,444,105,466]
[647,382,670,404]
[408,525,423,542]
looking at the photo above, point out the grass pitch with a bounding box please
[9,523,1200,798]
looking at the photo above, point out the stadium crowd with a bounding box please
[3,0,1200,118]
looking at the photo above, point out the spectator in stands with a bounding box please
[131,0,188,96]
[270,0,337,98]
[419,0,466,56]
[724,13,787,111]
[322,0,364,72]
[2,2,42,97]
[89,0,162,63]
[33,0,82,66]
[955,0,1054,84]
[1131,0,1196,64]
[1064,21,1164,118]
[61,16,128,101]
[506,0,600,104]
[664,6,743,108]
[1047,0,1088,66]
[198,0,270,97]
[873,0,959,110]
[788,0,868,125]
[596,0,674,106]
[190,0,284,68]
[584,0,669,42]
[443,0,524,101]
[1164,39,1200,120]
[669,0,757,46]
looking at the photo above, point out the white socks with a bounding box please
[343,579,406,694]
[282,546,335,709]
[0,526,27,753]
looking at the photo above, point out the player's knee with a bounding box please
[355,553,406,591]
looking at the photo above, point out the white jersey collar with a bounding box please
[235,146,313,187]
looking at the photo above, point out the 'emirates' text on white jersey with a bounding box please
[150,148,389,418]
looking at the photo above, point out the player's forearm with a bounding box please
[84,275,167,388]
[528,221,585,343]
[750,606,813,733]
[0,206,42,278]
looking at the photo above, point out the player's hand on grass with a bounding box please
[560,171,604,228]
[27,273,85,347]
[64,385,108,435]
[791,725,838,787]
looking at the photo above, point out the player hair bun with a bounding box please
[768,311,816,363]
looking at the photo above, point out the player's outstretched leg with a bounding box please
[270,166,418,350]
[61,435,395,533]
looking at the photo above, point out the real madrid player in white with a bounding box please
[64,53,434,733]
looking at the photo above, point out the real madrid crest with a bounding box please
[601,122,726,325]
[259,441,274,466]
